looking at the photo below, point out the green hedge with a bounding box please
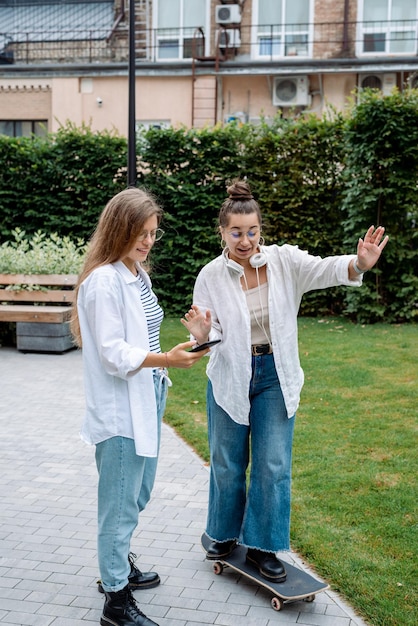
[342,90,418,322]
[0,92,417,323]
[136,116,350,317]
[0,122,127,241]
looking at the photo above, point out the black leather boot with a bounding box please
[246,548,287,582]
[205,539,237,560]
[100,584,159,626]
[127,552,160,590]
[98,553,160,594]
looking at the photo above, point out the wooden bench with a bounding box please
[0,273,78,353]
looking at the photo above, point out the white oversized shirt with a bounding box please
[77,260,160,457]
[193,244,362,425]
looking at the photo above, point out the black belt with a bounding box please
[251,344,273,356]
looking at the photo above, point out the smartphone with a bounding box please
[189,339,221,352]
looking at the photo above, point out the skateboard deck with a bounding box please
[201,532,329,611]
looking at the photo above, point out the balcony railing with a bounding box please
[1,20,417,66]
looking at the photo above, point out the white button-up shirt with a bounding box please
[193,244,362,425]
[77,260,159,457]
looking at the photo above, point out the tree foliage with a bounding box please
[342,89,418,322]
[136,123,251,315]
[0,122,127,241]
[0,94,416,323]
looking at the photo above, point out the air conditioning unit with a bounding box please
[272,76,310,107]
[219,29,241,50]
[359,73,396,95]
[215,4,241,25]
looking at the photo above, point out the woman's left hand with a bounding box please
[181,304,212,345]
[356,225,389,271]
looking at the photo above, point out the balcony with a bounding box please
[1,18,417,67]
[0,0,115,64]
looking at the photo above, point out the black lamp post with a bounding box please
[127,0,136,187]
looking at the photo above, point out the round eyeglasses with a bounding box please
[136,228,164,242]
[227,227,260,240]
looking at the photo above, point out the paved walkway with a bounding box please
[0,348,370,626]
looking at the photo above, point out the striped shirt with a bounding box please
[137,274,164,353]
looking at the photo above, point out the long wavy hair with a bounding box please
[70,187,163,347]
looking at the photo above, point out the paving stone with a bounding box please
[0,348,369,625]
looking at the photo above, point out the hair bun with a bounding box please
[227,181,253,201]
[229,192,254,200]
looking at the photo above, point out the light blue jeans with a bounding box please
[206,353,295,553]
[95,370,168,592]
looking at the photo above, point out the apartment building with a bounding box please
[1,0,417,137]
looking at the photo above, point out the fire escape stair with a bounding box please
[192,75,218,128]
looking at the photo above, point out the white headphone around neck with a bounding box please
[249,252,267,268]
[223,248,267,275]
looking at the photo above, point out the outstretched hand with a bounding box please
[356,226,389,271]
[181,304,212,346]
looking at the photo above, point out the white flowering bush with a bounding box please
[0,229,86,277]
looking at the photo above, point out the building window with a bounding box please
[136,119,171,131]
[154,0,208,61]
[254,0,311,59]
[0,120,47,137]
[358,0,418,55]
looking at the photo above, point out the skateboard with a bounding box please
[201,532,329,612]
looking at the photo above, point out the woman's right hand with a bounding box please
[166,341,209,368]
[181,305,212,345]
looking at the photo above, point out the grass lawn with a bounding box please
[160,316,417,626]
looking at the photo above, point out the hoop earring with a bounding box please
[221,239,227,250]
[259,236,265,246]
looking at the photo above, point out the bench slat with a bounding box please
[0,305,72,323]
[0,289,74,303]
[0,274,78,287]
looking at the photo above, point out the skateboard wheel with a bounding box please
[304,594,315,603]
[213,562,223,575]
[271,597,284,611]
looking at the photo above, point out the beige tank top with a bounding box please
[245,282,271,345]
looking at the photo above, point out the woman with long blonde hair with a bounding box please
[72,187,209,626]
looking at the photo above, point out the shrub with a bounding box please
[0,94,417,323]
[0,229,86,346]
[0,123,127,241]
[0,228,86,275]
[136,117,348,316]
[342,89,418,323]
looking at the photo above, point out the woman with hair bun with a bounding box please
[182,179,388,582]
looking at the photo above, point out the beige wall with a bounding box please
[220,75,278,122]
[322,74,358,111]
[0,75,194,134]
[136,76,192,126]
[50,76,128,133]
[218,73,359,122]
[50,78,82,131]
[0,80,52,125]
[0,70,388,135]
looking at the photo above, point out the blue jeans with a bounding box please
[95,370,168,592]
[206,353,295,552]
